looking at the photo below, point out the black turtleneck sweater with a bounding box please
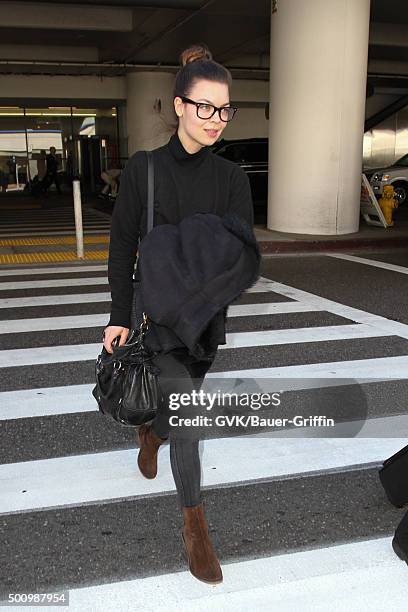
[107,129,254,329]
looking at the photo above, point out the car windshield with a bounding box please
[393,154,408,167]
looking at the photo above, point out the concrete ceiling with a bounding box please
[0,0,407,87]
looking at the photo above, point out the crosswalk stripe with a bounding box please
[254,276,408,339]
[0,314,109,333]
[1,274,406,344]
[0,325,395,367]
[0,435,404,515]
[0,303,328,333]
[0,292,111,308]
[57,538,407,612]
[0,343,103,366]
[0,264,107,276]
[0,384,96,419]
[0,280,279,308]
[223,324,392,348]
[230,302,325,316]
[327,253,408,274]
[0,277,281,309]
[0,363,401,420]
[0,277,109,290]
[207,355,408,379]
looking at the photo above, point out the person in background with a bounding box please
[0,158,9,192]
[37,150,47,180]
[44,146,61,194]
[100,167,122,198]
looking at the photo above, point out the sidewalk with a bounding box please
[0,193,110,265]
[0,193,407,266]
[254,201,408,253]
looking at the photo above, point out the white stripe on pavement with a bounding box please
[0,324,394,366]
[3,274,401,349]
[0,314,109,333]
[0,292,111,308]
[206,355,408,379]
[0,264,107,276]
[0,277,109,290]
[0,436,405,514]
[0,343,103,366]
[0,303,327,334]
[254,276,408,340]
[223,324,392,349]
[0,384,97,419]
[0,372,397,420]
[56,538,407,612]
[0,278,275,308]
[228,301,326,317]
[326,253,408,274]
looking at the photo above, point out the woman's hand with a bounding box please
[103,325,130,354]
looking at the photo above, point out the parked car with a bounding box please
[211,138,268,212]
[368,153,408,205]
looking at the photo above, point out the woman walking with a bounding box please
[103,43,254,584]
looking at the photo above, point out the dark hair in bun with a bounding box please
[179,42,213,66]
[174,42,232,101]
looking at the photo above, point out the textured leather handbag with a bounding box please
[92,314,162,426]
[92,150,163,427]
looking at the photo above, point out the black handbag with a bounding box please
[92,150,162,427]
[378,444,408,508]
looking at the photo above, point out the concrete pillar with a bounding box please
[126,71,176,155]
[268,0,370,235]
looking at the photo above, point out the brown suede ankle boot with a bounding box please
[181,502,223,584]
[136,422,167,479]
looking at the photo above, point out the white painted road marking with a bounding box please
[0,324,396,367]
[326,253,408,275]
[0,302,327,334]
[51,538,408,612]
[0,436,405,514]
[0,292,111,308]
[0,264,107,276]
[0,277,109,290]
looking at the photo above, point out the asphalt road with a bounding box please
[1,246,408,609]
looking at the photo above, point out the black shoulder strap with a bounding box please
[146,150,154,234]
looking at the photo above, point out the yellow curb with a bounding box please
[0,251,108,264]
[0,235,110,246]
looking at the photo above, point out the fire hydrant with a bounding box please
[379,185,399,226]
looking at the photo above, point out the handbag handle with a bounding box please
[146,150,154,234]
[140,150,154,329]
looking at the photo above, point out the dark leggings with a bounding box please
[149,348,213,508]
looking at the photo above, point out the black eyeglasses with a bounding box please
[181,96,238,122]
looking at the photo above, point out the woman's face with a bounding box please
[174,79,230,152]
